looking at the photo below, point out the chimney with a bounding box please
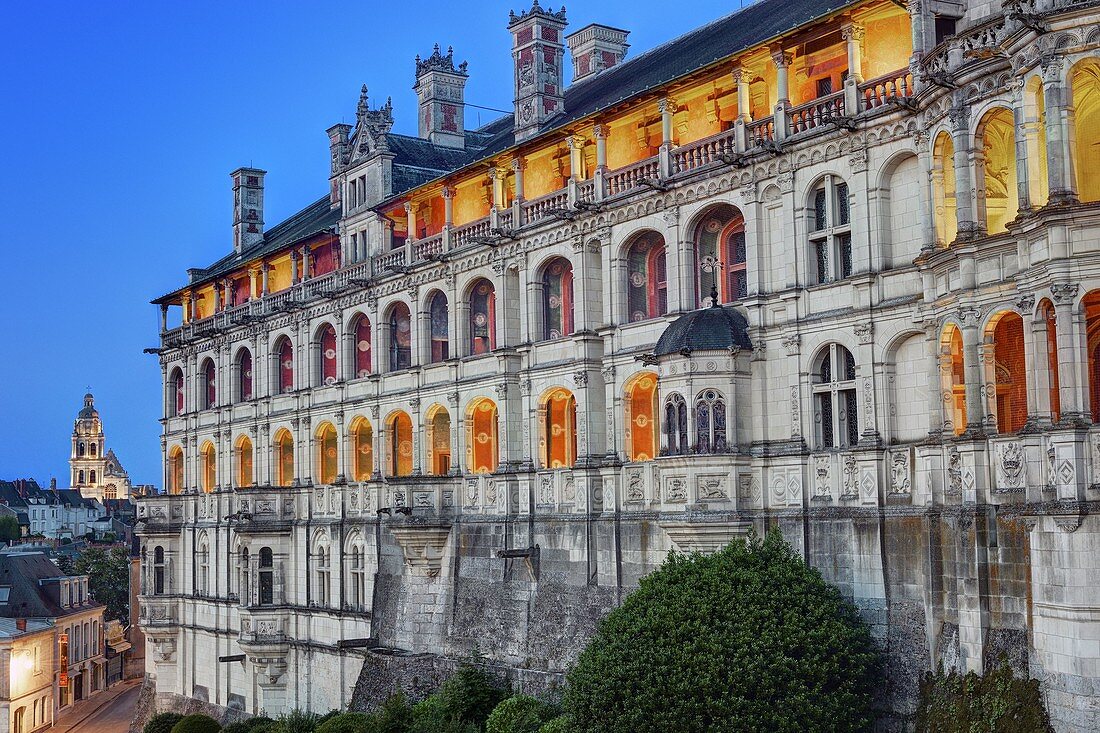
[326,124,352,208]
[49,478,57,490]
[567,24,629,83]
[231,167,266,254]
[509,1,568,143]
[414,45,469,149]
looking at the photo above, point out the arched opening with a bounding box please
[202,359,216,409]
[77,469,85,484]
[89,470,96,484]
[197,536,209,594]
[346,534,367,609]
[541,257,574,340]
[318,323,338,386]
[275,337,294,393]
[1040,299,1060,423]
[468,279,497,355]
[693,204,746,306]
[387,411,414,476]
[1071,59,1100,202]
[932,131,958,245]
[350,417,374,481]
[1085,290,1100,421]
[78,441,85,457]
[170,368,184,416]
[200,442,216,493]
[426,405,452,475]
[237,349,253,402]
[812,344,858,448]
[90,443,97,456]
[625,231,667,321]
[236,435,253,488]
[316,422,338,484]
[941,324,967,435]
[1024,77,1049,208]
[541,388,577,469]
[988,311,1028,433]
[352,314,372,377]
[466,398,499,474]
[167,447,184,494]
[809,175,852,284]
[428,291,449,363]
[694,389,728,454]
[273,429,294,487]
[977,108,1019,233]
[313,538,330,607]
[625,372,658,461]
[664,393,689,456]
[388,303,412,371]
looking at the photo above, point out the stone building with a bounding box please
[70,394,134,502]
[136,0,1100,730]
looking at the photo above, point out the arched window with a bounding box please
[89,470,96,484]
[977,108,1019,234]
[258,547,273,606]
[693,205,746,306]
[316,423,338,484]
[318,324,337,386]
[810,175,852,284]
[237,349,253,402]
[387,411,414,477]
[428,292,449,363]
[200,442,216,493]
[941,324,967,435]
[153,546,165,595]
[694,390,728,454]
[350,417,374,481]
[236,436,253,488]
[78,442,85,457]
[168,447,184,494]
[813,344,859,448]
[314,542,329,607]
[1040,299,1060,423]
[426,405,452,475]
[1084,291,1100,422]
[1071,59,1100,202]
[988,311,1028,433]
[276,337,294,393]
[933,131,958,245]
[664,394,689,456]
[202,359,217,409]
[171,368,184,416]
[77,470,85,485]
[541,389,577,469]
[388,303,412,371]
[352,314,372,377]
[197,538,209,595]
[347,537,367,609]
[466,398,499,474]
[274,429,294,487]
[542,258,574,340]
[469,279,497,355]
[626,232,667,321]
[625,372,658,461]
[89,443,97,457]
[104,484,117,500]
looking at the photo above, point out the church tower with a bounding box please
[69,393,131,501]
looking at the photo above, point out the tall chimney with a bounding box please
[566,24,629,84]
[414,44,469,149]
[509,1,568,143]
[231,167,266,254]
[326,124,351,208]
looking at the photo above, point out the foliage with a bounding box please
[371,693,414,733]
[486,695,557,733]
[915,661,1053,733]
[219,723,250,733]
[276,710,320,733]
[145,712,184,733]
[246,718,275,730]
[564,531,878,733]
[0,515,20,543]
[73,544,131,623]
[410,694,477,733]
[434,665,509,730]
[170,714,222,733]
[536,717,571,733]
[315,712,372,733]
[55,554,75,574]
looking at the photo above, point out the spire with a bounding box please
[356,85,369,123]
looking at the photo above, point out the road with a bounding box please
[57,682,141,733]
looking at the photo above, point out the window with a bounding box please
[90,443,97,457]
[816,77,833,97]
[237,349,253,401]
[314,545,329,607]
[172,369,184,415]
[197,540,209,595]
[694,390,728,454]
[316,423,338,484]
[78,442,85,457]
[428,292,449,362]
[318,324,337,386]
[168,447,184,494]
[813,344,859,448]
[200,442,216,493]
[274,429,294,487]
[202,359,217,409]
[626,372,659,461]
[694,205,747,306]
[387,411,414,476]
[810,176,852,284]
[276,337,294,393]
[89,470,96,484]
[389,303,412,371]
[467,398,499,474]
[236,436,253,488]
[934,15,957,44]
[942,324,967,435]
[989,312,1028,433]
[77,470,84,484]
[351,417,374,481]
[626,232,668,321]
[542,258,574,339]
[353,315,372,377]
[348,540,366,609]
[469,279,497,355]
[153,546,165,595]
[664,394,689,456]
[258,547,273,606]
[426,406,452,475]
[541,389,578,469]
[1042,300,1060,423]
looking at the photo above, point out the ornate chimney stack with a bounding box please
[231,167,265,253]
[509,1,568,143]
[326,124,351,208]
[566,23,629,84]
[414,44,469,149]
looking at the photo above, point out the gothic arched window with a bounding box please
[316,422,338,484]
[352,314,372,377]
[350,417,373,481]
[236,436,253,488]
[694,205,747,306]
[469,279,497,355]
[200,442,216,493]
[541,389,578,469]
[542,258,574,340]
[694,390,727,454]
[626,232,667,321]
[318,324,337,386]
[664,394,688,456]
[388,303,412,371]
[168,447,183,494]
[429,292,449,363]
[466,398,499,474]
[172,368,184,415]
[387,411,414,477]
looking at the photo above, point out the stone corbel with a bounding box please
[388,523,452,577]
[658,519,752,554]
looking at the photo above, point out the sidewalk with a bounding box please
[50,678,142,733]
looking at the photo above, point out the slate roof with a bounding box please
[0,553,100,619]
[654,303,753,356]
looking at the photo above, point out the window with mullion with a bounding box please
[810,176,852,284]
[813,343,859,449]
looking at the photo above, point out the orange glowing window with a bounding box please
[467,398,499,474]
[351,417,373,481]
[990,312,1028,434]
[316,423,338,484]
[236,436,253,488]
[542,389,577,469]
[387,411,414,477]
[274,429,294,487]
[626,372,659,462]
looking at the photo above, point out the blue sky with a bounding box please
[0,0,747,486]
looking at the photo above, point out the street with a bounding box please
[51,682,141,733]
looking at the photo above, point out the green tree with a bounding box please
[145,712,184,733]
[0,515,20,543]
[170,714,222,733]
[564,531,878,733]
[73,545,131,624]
[315,712,372,733]
[486,695,557,733]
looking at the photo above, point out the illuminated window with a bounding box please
[350,417,374,481]
[469,279,497,355]
[237,349,253,402]
[200,442,216,493]
[810,176,852,284]
[316,422,338,484]
[625,372,658,461]
[541,389,578,469]
[933,132,958,245]
[318,324,337,386]
[168,447,184,494]
[542,258,574,340]
[426,405,452,475]
[352,314,372,377]
[941,324,967,435]
[236,436,253,488]
[694,390,728,454]
[814,344,858,448]
[988,311,1028,433]
[389,303,412,371]
[977,108,1019,234]
[626,232,667,321]
[466,398,499,474]
[171,368,184,417]
[387,411,414,477]
[274,429,294,487]
[202,359,217,409]
[276,337,294,393]
[429,292,449,363]
[694,204,746,306]
[1071,59,1100,202]
[664,394,689,456]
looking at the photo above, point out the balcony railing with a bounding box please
[673,128,738,174]
[451,216,493,248]
[860,70,913,111]
[607,158,660,196]
[747,116,775,146]
[789,91,845,134]
[415,233,444,260]
[522,189,569,222]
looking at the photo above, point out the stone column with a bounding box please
[842,23,865,114]
[1010,81,1033,213]
[949,104,978,239]
[511,157,526,226]
[959,308,986,435]
[1052,283,1086,422]
[593,124,608,201]
[732,67,750,152]
[771,48,792,141]
[261,263,270,296]
[410,398,423,476]
[1041,54,1078,204]
[658,98,676,177]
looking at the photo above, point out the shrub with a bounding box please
[486,695,556,733]
[411,694,476,733]
[277,710,320,733]
[372,693,414,733]
[170,714,222,733]
[564,531,877,733]
[219,724,250,733]
[915,661,1053,732]
[435,665,508,730]
[245,718,274,731]
[145,712,185,733]
[315,712,372,733]
[536,717,571,733]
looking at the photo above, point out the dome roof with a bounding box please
[78,393,98,420]
[654,303,752,357]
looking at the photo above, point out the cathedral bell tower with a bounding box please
[70,393,105,488]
